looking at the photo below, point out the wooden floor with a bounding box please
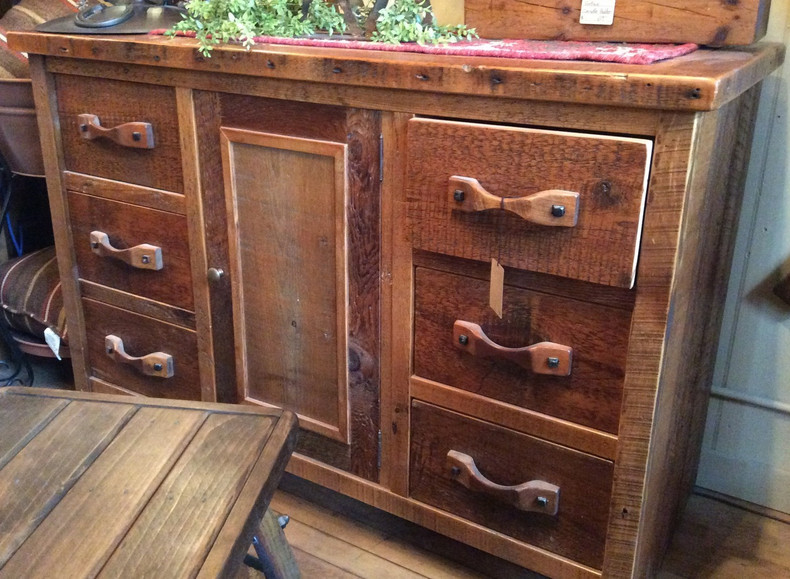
[256,480,790,579]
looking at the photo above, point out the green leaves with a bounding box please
[168,0,476,56]
[371,0,476,44]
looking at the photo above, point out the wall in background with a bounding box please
[697,1,790,514]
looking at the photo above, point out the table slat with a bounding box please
[0,405,207,578]
[0,399,135,568]
[0,392,67,469]
[98,413,277,577]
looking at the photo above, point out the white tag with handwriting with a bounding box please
[44,327,62,360]
[579,0,615,25]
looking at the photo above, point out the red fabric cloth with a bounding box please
[153,30,698,64]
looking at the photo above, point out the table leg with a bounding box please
[251,510,300,578]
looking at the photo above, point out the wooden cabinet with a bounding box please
[11,30,783,578]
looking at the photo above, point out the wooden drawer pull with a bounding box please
[453,320,572,376]
[105,335,174,378]
[447,450,560,515]
[449,176,579,227]
[78,113,155,149]
[90,231,163,271]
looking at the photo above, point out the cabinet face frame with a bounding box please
[219,127,351,444]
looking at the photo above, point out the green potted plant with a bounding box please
[168,0,476,55]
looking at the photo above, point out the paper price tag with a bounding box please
[44,327,62,360]
[579,0,615,25]
[490,258,504,318]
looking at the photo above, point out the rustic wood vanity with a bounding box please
[9,30,783,577]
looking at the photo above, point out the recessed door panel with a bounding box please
[221,128,350,444]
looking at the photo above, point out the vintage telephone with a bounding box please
[36,0,185,34]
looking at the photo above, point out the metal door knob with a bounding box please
[207,267,225,282]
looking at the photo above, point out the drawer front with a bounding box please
[55,75,183,192]
[414,267,631,433]
[69,192,194,311]
[410,401,613,570]
[83,299,201,400]
[406,118,652,288]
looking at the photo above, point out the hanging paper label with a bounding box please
[579,0,615,25]
[490,258,504,318]
[44,327,62,361]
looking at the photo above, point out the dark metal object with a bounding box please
[551,204,566,217]
[36,3,186,35]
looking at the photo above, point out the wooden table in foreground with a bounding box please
[0,387,299,578]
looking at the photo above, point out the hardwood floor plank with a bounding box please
[271,490,389,551]
[657,495,790,578]
[291,546,363,579]
[367,535,489,579]
[272,490,488,579]
[277,518,427,578]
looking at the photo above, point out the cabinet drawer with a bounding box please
[83,299,201,400]
[69,192,194,311]
[414,267,630,433]
[410,401,613,570]
[55,75,183,192]
[406,118,652,288]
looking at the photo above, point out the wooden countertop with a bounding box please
[8,30,784,111]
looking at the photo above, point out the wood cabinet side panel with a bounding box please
[602,111,699,577]
[634,86,764,577]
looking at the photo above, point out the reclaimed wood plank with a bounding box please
[0,398,134,568]
[0,392,66,468]
[0,405,206,578]
[99,413,277,577]
[8,34,785,111]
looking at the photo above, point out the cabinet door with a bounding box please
[207,95,382,482]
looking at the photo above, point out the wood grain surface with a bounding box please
[0,388,298,578]
[81,298,201,400]
[12,29,783,579]
[213,96,382,481]
[68,192,194,311]
[466,0,770,46]
[55,74,183,193]
[223,128,350,443]
[7,33,783,112]
[413,267,631,433]
[406,118,651,288]
[181,88,239,404]
[409,400,613,570]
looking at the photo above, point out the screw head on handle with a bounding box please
[550,205,566,218]
[453,190,465,202]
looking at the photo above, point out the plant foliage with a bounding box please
[371,0,476,44]
[169,0,477,55]
[169,0,347,55]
